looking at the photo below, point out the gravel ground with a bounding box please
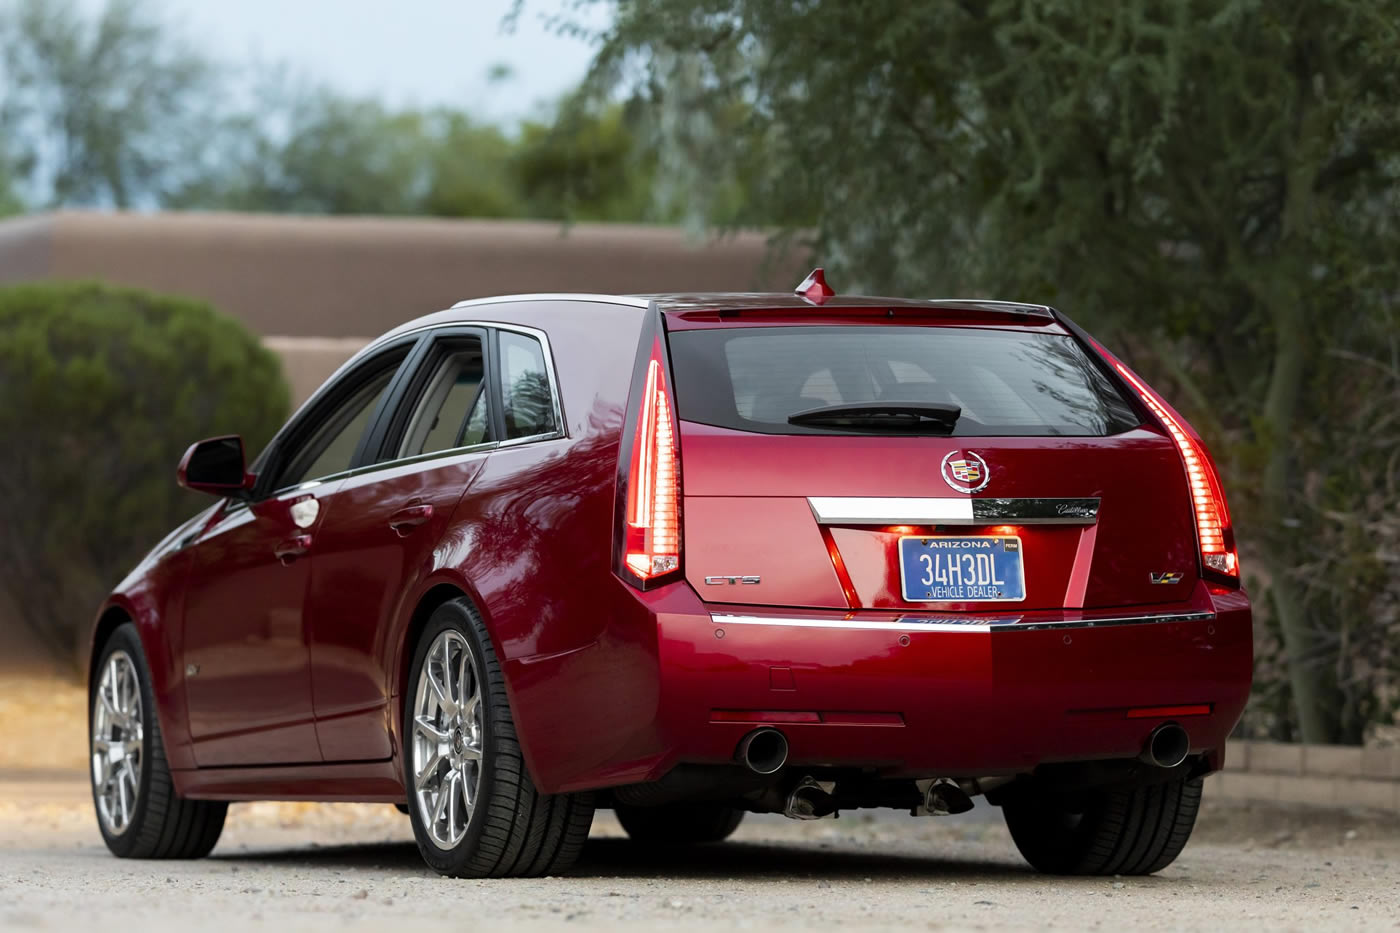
[2,777,1398,932]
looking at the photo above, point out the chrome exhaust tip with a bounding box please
[923,780,975,816]
[1141,722,1191,769]
[735,727,789,775]
[784,776,838,820]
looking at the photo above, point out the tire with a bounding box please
[90,623,227,859]
[402,598,594,878]
[1001,776,1203,875]
[615,802,745,846]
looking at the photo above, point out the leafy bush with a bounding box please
[0,282,288,666]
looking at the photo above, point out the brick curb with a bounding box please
[1210,740,1400,812]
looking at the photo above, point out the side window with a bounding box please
[398,338,492,457]
[271,351,406,490]
[498,331,558,439]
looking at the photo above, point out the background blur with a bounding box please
[0,0,1396,762]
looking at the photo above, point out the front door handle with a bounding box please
[274,534,312,564]
[389,503,434,536]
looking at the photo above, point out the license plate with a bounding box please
[898,535,1026,602]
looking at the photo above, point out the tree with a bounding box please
[0,283,288,666]
[588,0,1400,741]
[175,78,669,223]
[0,0,218,208]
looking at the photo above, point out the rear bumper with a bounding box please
[516,582,1251,794]
[652,583,1249,782]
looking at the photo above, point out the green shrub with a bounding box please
[0,282,289,667]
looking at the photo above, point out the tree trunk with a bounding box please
[1259,300,1333,744]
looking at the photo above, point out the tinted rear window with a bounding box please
[668,325,1138,437]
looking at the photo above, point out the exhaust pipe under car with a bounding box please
[784,776,838,820]
[1140,722,1191,768]
[735,727,789,775]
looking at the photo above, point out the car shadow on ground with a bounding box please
[214,836,1035,882]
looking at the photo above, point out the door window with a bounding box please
[498,331,557,440]
[268,349,408,491]
[398,339,492,457]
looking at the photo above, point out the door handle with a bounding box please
[274,534,313,564]
[389,503,434,536]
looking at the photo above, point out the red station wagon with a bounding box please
[88,271,1252,877]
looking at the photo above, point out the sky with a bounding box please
[128,0,612,121]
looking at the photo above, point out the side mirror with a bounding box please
[178,435,253,498]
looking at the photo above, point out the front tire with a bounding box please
[403,598,594,877]
[615,802,745,846]
[90,624,227,858]
[1001,776,1202,875]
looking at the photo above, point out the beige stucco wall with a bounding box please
[264,336,368,408]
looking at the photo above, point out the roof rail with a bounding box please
[921,298,1054,318]
[449,293,649,310]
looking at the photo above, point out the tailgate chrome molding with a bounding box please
[806,496,1100,525]
[709,610,1212,634]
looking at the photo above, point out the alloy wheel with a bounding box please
[92,650,145,836]
[411,629,483,849]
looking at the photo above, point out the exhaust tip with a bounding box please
[735,727,789,775]
[1142,722,1191,769]
[785,776,838,820]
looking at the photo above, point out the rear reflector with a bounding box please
[1126,704,1212,719]
[624,357,681,579]
[1114,363,1239,579]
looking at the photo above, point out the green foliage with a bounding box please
[169,77,668,222]
[0,283,289,664]
[0,160,21,216]
[0,0,218,208]
[590,0,1400,741]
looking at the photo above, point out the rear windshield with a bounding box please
[667,325,1139,437]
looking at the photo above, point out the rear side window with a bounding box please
[398,339,491,458]
[498,331,558,439]
[668,325,1138,437]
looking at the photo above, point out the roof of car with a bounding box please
[347,290,1058,389]
[636,292,1054,317]
[442,291,1054,317]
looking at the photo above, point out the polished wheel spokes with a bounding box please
[412,630,483,849]
[92,651,144,836]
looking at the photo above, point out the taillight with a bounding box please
[623,353,681,581]
[1114,363,1239,581]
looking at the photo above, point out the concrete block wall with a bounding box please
[1208,740,1400,812]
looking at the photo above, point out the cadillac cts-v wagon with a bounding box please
[88,271,1252,877]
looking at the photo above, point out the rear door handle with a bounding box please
[274,534,313,564]
[389,503,434,536]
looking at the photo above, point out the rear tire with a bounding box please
[615,802,745,845]
[90,624,227,859]
[1001,776,1202,875]
[403,598,594,878]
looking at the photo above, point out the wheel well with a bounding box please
[398,584,468,700]
[89,607,133,684]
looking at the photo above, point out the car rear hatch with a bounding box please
[665,307,1202,613]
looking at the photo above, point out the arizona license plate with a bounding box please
[898,535,1026,602]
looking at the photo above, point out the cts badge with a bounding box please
[704,575,761,586]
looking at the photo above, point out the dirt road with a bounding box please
[2,775,1397,932]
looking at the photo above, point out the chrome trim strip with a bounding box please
[709,610,1213,634]
[450,293,650,310]
[808,496,973,524]
[920,298,1054,318]
[973,498,1100,524]
[806,496,1100,525]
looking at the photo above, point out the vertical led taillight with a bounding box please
[622,350,681,582]
[1114,362,1239,581]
